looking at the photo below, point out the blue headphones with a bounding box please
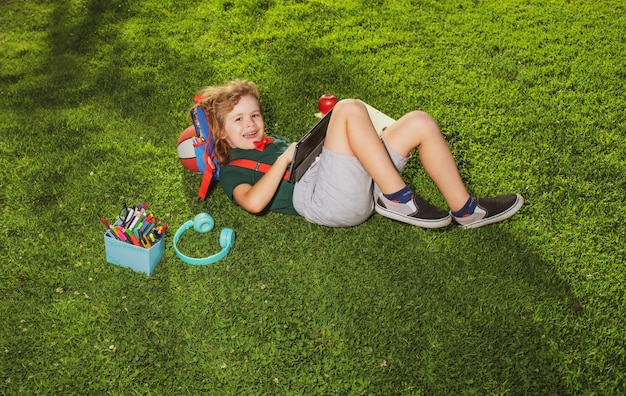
[173,213,235,265]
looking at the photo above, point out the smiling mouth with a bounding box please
[243,131,258,139]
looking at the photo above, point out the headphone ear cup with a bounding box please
[193,212,214,233]
[220,228,235,250]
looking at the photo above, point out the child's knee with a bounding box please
[406,110,440,134]
[407,110,434,125]
[334,98,367,116]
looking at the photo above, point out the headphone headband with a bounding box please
[173,213,235,265]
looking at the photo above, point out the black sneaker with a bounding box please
[375,193,451,228]
[452,193,523,229]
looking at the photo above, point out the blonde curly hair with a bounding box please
[194,80,261,165]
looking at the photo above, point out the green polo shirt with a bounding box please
[219,136,298,215]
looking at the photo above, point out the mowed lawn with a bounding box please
[1,0,625,394]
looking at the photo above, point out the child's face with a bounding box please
[224,95,265,150]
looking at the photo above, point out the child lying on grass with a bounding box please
[195,79,523,229]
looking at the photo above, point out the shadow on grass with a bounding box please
[9,0,128,111]
[6,0,207,213]
[422,229,584,393]
[254,219,586,393]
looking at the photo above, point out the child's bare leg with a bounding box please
[324,99,451,228]
[324,99,406,195]
[382,111,470,212]
[383,110,524,228]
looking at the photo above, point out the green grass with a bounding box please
[1,0,625,394]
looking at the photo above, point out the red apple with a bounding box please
[318,94,338,115]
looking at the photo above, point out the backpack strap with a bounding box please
[191,106,221,200]
[229,159,291,181]
[197,138,221,200]
[198,146,216,200]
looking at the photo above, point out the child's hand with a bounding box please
[278,142,297,165]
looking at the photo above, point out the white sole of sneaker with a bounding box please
[375,205,452,228]
[456,194,524,229]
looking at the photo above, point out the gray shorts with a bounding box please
[293,139,409,227]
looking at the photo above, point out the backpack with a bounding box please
[189,104,290,200]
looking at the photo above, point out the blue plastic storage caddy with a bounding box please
[104,233,164,275]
